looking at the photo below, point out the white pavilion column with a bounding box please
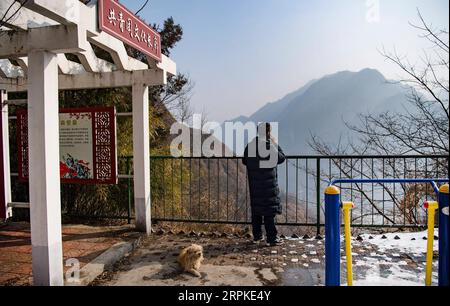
[132,84,151,234]
[0,90,12,220]
[28,51,64,286]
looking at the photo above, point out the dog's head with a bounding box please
[187,244,203,259]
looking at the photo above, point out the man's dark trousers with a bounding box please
[252,214,277,243]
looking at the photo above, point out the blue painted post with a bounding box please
[325,185,341,286]
[438,184,449,286]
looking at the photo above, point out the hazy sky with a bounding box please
[122,0,449,123]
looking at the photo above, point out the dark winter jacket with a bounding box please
[242,137,286,216]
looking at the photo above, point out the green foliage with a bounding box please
[9,17,189,222]
[157,17,183,57]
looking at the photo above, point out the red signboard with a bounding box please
[98,0,162,62]
[17,107,118,185]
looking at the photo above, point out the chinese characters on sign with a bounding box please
[98,0,162,62]
[17,107,118,185]
[59,112,94,181]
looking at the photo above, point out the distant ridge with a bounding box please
[221,68,409,155]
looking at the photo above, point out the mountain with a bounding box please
[221,68,410,155]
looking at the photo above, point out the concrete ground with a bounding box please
[93,227,437,286]
[0,222,141,286]
[1,222,435,286]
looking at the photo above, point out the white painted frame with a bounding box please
[0,0,177,286]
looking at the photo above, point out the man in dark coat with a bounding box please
[242,123,286,246]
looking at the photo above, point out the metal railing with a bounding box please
[149,155,449,233]
[10,154,449,234]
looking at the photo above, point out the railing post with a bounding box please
[127,157,132,225]
[0,90,12,220]
[325,185,341,286]
[438,184,449,286]
[316,158,321,237]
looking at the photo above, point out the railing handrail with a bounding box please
[140,154,449,160]
[329,178,449,196]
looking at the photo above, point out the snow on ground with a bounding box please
[359,229,438,253]
[349,230,439,286]
[350,256,438,286]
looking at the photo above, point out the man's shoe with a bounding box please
[267,238,283,247]
[253,238,264,245]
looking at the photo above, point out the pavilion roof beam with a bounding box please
[23,0,80,26]
[56,54,86,75]
[0,69,166,92]
[88,33,148,71]
[11,57,28,76]
[0,0,58,30]
[0,59,24,78]
[0,24,88,58]
[74,43,115,73]
[147,55,177,77]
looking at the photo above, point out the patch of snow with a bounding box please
[349,254,438,286]
[360,230,437,254]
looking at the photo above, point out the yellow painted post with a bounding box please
[424,201,438,286]
[342,201,355,286]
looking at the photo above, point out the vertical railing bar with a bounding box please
[316,158,321,236]
[127,157,131,224]
[245,163,248,222]
[393,158,396,225]
[236,159,239,222]
[382,158,385,226]
[189,158,192,220]
[198,158,201,220]
[371,158,374,226]
[350,158,353,222]
[425,158,429,222]
[217,159,220,220]
[172,158,175,219]
[163,159,166,219]
[286,159,289,223]
[295,158,298,223]
[360,158,363,226]
[208,158,211,220]
[180,158,183,220]
[306,158,309,223]
[414,158,417,225]
[226,158,229,221]
[425,158,429,201]
[404,157,406,226]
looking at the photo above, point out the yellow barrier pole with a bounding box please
[342,201,355,286]
[424,201,439,286]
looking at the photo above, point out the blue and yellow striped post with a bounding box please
[325,185,341,286]
[424,201,438,286]
[438,184,449,286]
